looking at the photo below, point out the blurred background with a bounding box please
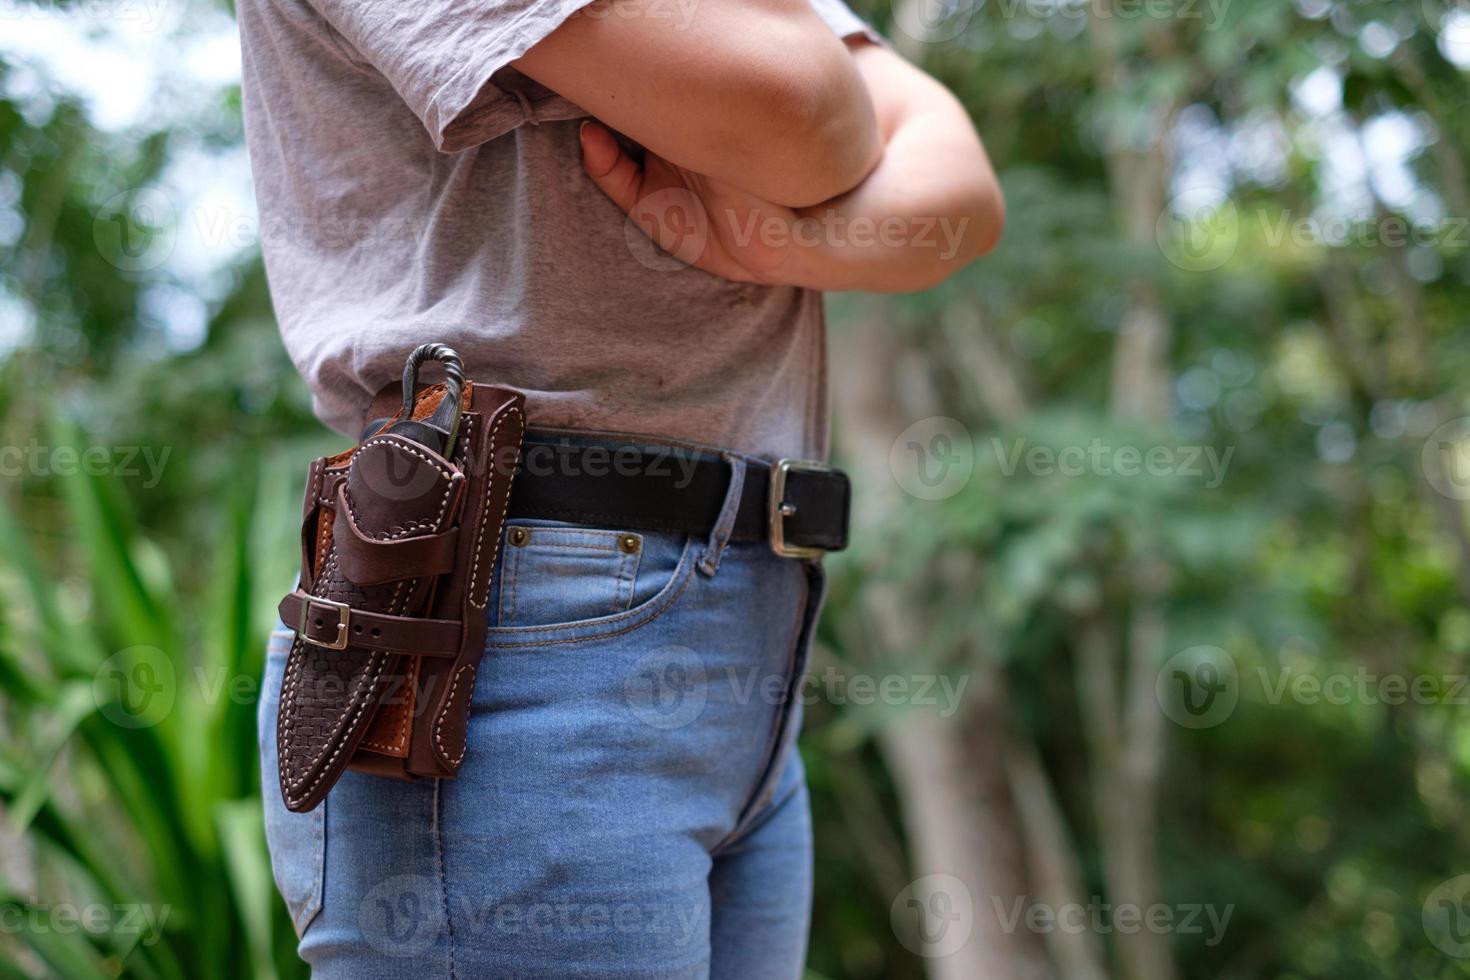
[2,0,1470,977]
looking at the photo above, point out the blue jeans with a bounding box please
[260,446,826,978]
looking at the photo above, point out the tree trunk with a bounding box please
[830,310,1054,979]
[1089,10,1182,973]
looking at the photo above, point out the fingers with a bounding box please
[580,120,713,270]
[579,120,644,214]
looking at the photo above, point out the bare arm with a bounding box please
[515,0,882,207]
[579,39,1004,292]
[784,43,1005,291]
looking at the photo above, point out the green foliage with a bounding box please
[4,0,1470,977]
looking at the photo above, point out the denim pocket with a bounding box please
[487,522,696,647]
[497,525,645,627]
[259,631,325,937]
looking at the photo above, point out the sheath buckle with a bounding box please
[301,596,353,651]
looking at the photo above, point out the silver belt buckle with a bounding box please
[300,596,352,650]
[769,459,830,560]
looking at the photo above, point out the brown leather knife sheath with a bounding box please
[275,381,525,812]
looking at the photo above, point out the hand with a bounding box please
[579,120,808,286]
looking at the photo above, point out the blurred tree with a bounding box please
[3,0,1470,978]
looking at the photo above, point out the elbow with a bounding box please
[918,176,1006,291]
[776,86,882,205]
[740,48,882,206]
[965,176,1006,262]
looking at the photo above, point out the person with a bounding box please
[237,0,1002,975]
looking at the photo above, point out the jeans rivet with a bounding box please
[510,527,529,547]
[619,534,640,554]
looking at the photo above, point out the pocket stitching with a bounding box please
[499,541,523,625]
[614,547,639,611]
[496,529,651,629]
[487,535,697,648]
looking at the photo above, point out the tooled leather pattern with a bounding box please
[279,435,465,811]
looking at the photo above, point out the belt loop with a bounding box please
[698,453,747,578]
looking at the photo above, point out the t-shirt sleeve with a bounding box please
[310,0,882,155]
[807,0,883,45]
[309,0,601,153]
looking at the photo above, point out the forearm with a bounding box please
[517,0,881,207]
[770,46,1004,292]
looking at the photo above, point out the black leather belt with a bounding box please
[506,439,850,558]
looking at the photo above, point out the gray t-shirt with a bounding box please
[237,0,875,460]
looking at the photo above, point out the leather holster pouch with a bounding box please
[274,380,525,812]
